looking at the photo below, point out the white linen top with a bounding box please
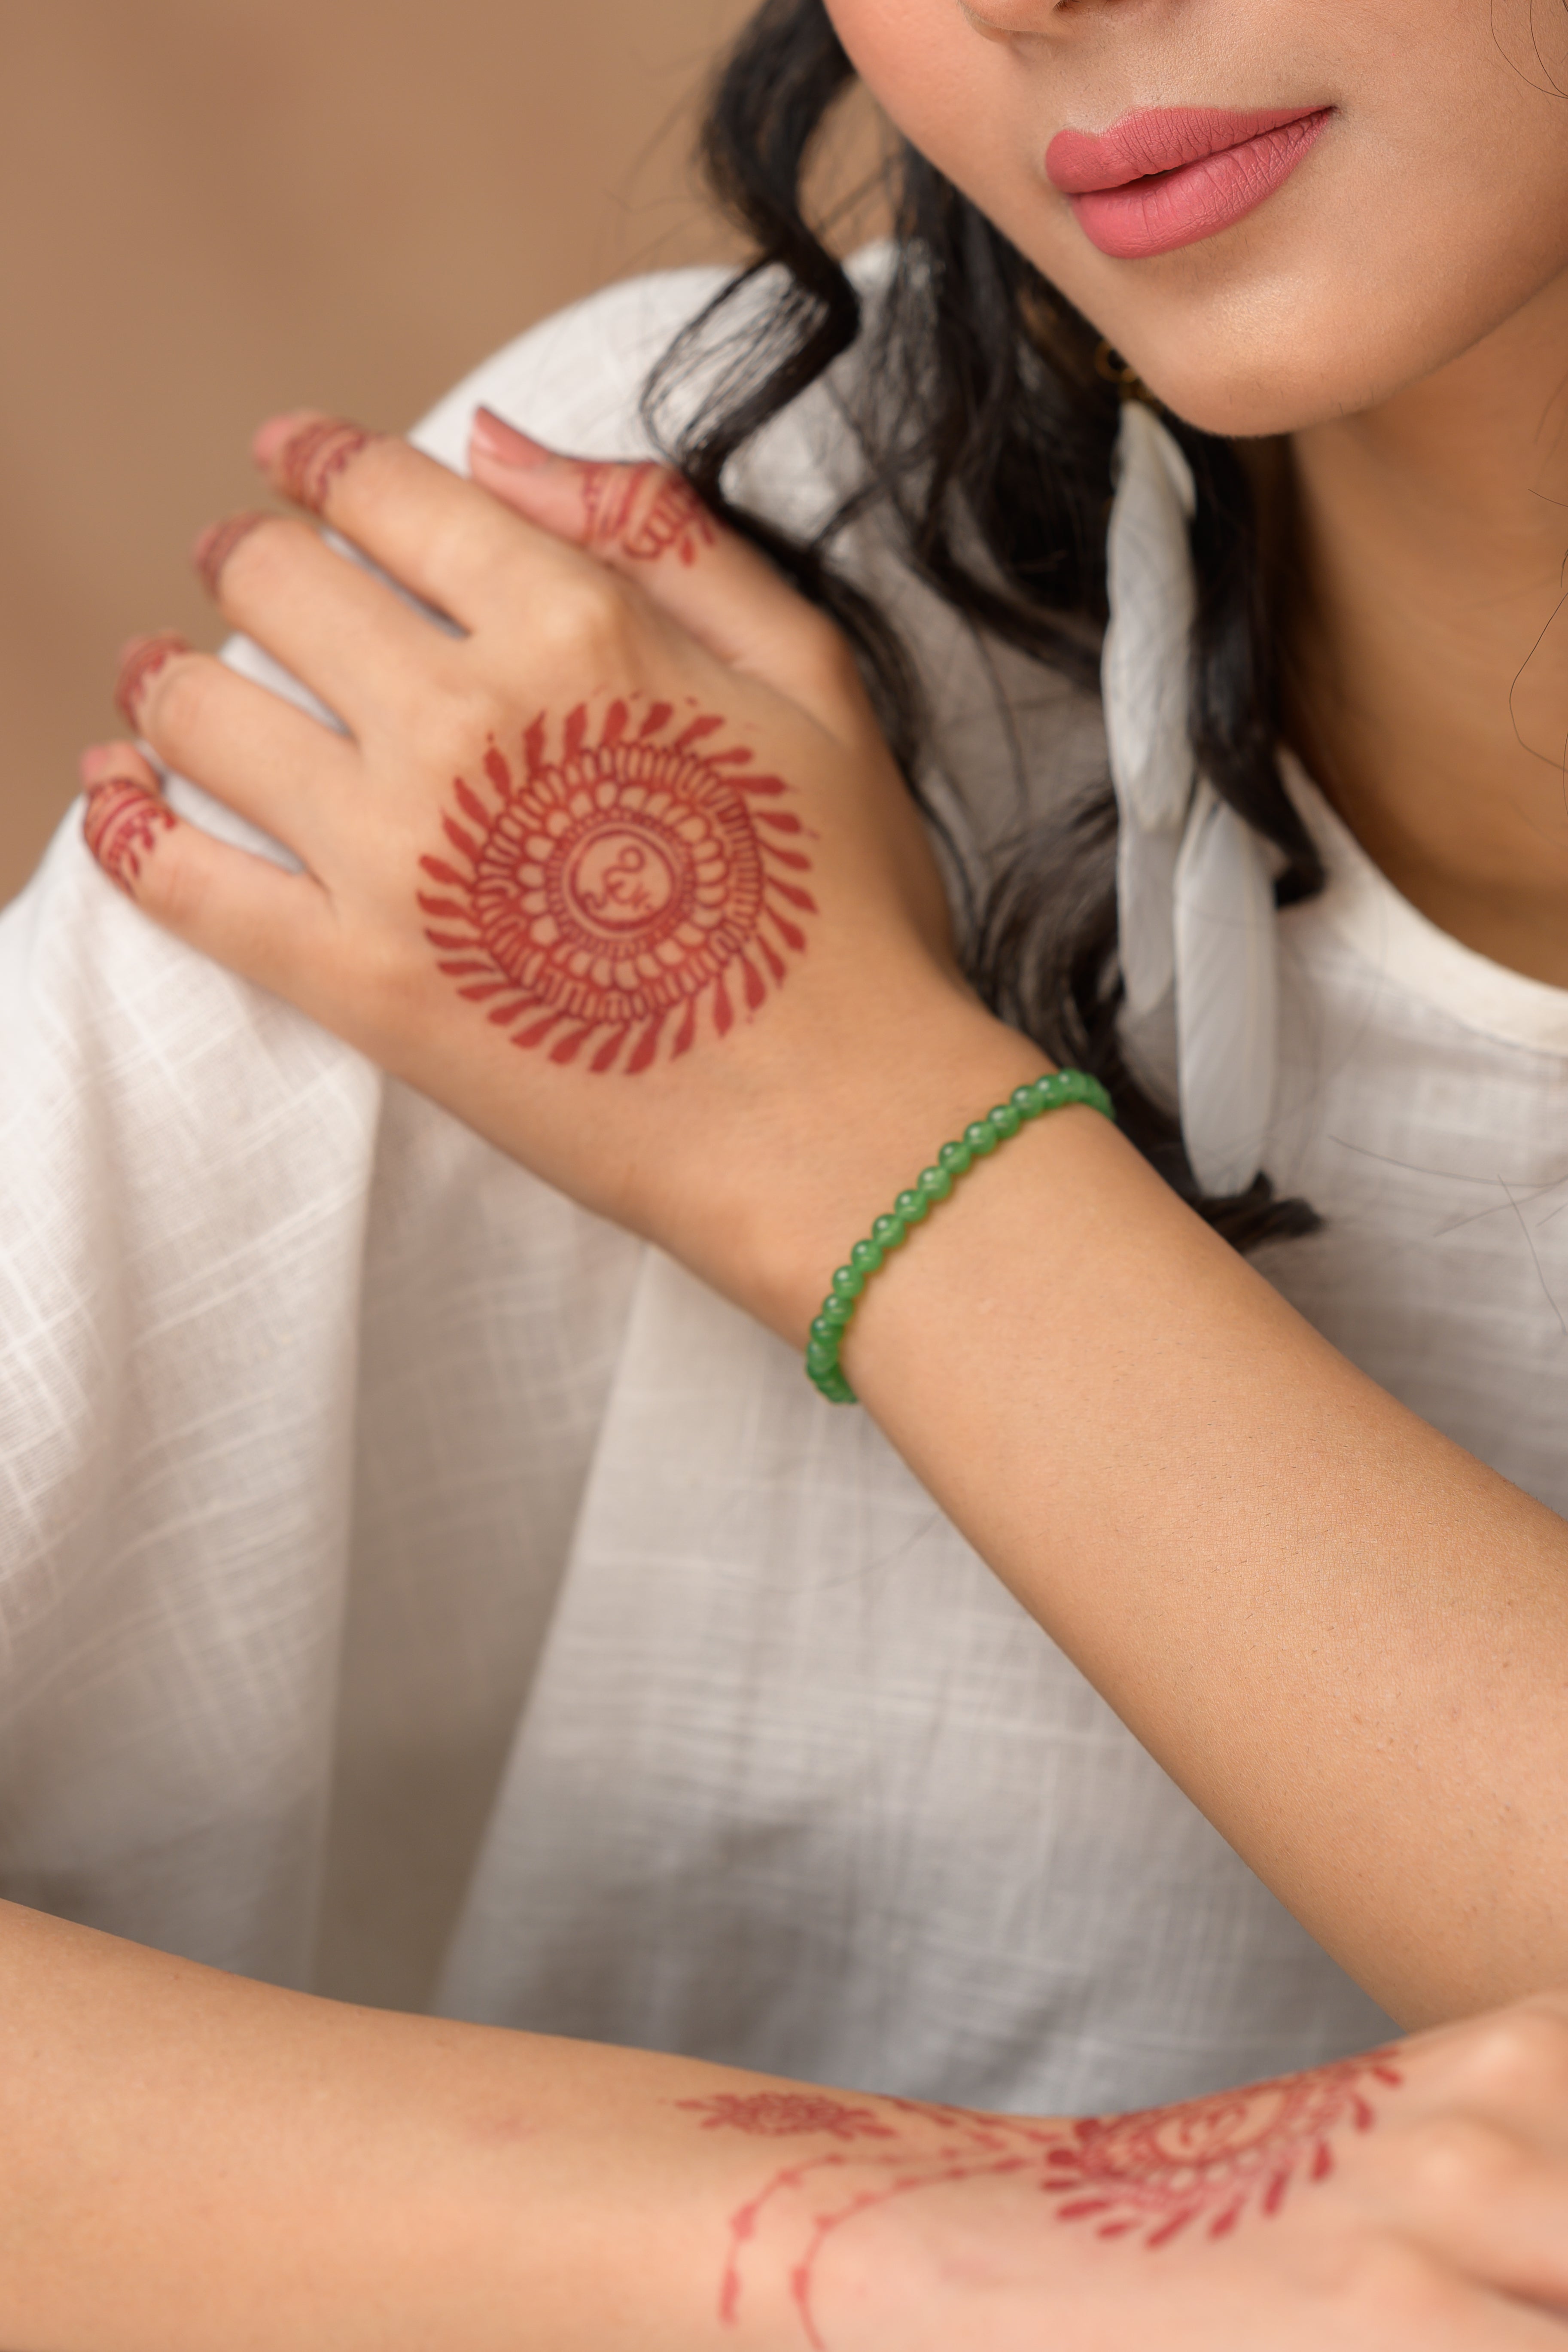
[5,259,1563,2117]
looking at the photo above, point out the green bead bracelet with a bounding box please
[805,1069,1116,1404]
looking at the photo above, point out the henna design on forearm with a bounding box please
[113,631,191,729]
[274,417,377,515]
[194,510,273,600]
[580,461,717,567]
[83,777,177,896]
[679,2094,897,2143]
[417,698,816,1072]
[685,2052,1404,2348]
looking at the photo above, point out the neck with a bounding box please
[1283,268,1568,986]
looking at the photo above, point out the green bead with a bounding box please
[808,1072,1112,1407]
[1025,1070,1117,1124]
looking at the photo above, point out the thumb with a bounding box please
[468,409,868,739]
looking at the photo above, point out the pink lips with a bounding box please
[1046,106,1332,260]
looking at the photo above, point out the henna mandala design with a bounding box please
[276,416,376,514]
[418,698,816,1072]
[690,2055,1405,2351]
[83,778,177,896]
[677,2094,896,2143]
[581,461,716,566]
[113,630,190,728]
[1041,2050,1405,2248]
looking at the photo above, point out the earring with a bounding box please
[1094,339,1157,405]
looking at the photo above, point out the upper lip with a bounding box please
[1045,106,1329,196]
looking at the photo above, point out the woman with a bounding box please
[6,0,1568,2340]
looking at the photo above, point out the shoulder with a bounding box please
[410,265,740,469]
[408,249,898,520]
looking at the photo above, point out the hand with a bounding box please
[693,1998,1568,2348]
[82,411,1030,1336]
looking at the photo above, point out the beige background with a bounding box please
[0,0,773,905]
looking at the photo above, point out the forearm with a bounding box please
[709,1003,1568,2031]
[0,1902,837,2352]
[19,1900,1536,2352]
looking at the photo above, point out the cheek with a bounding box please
[822,0,1086,308]
[822,0,1019,174]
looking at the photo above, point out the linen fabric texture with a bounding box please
[12,258,1558,2115]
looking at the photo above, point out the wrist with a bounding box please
[673,990,1052,1345]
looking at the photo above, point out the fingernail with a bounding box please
[114,631,190,729]
[193,510,272,599]
[255,411,376,514]
[82,773,176,897]
[79,743,125,784]
[471,406,557,469]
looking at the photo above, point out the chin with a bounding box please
[1021,195,1568,445]
[1059,257,1535,442]
[1128,335,1400,442]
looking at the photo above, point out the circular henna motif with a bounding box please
[419,698,815,1073]
[562,825,682,935]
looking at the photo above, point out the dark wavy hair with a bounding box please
[642,0,1324,1248]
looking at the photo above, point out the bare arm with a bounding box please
[6,1899,1568,2351]
[812,1057,1568,2029]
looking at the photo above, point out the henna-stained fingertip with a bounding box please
[83,777,178,897]
[113,631,191,730]
[265,415,378,515]
[193,511,274,600]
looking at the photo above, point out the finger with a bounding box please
[114,629,356,846]
[192,509,467,740]
[79,749,335,1000]
[467,410,869,731]
[252,408,582,634]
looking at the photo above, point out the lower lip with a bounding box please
[1067,111,1331,261]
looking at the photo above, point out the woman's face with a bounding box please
[823,0,1568,436]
